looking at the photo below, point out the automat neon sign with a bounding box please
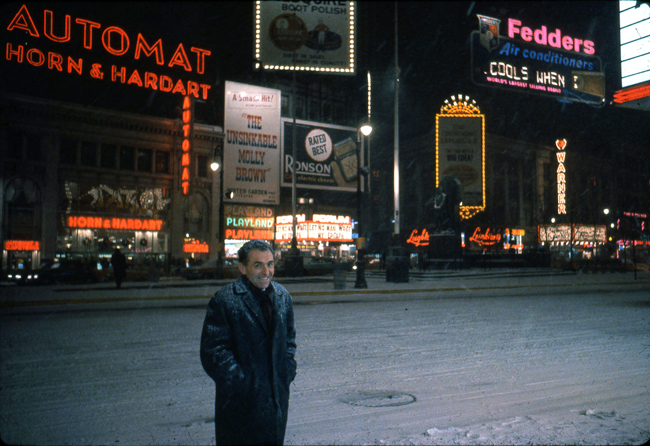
[181,96,193,195]
[5,4,213,99]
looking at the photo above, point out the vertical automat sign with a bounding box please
[180,95,193,195]
[435,95,485,219]
[224,81,281,205]
[255,1,355,74]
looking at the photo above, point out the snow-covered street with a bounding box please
[1,271,649,445]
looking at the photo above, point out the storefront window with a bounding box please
[120,146,135,170]
[137,148,153,172]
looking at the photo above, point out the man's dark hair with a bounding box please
[238,239,275,265]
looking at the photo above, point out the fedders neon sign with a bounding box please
[508,18,595,55]
[5,4,212,99]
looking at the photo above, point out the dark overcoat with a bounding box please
[200,276,297,445]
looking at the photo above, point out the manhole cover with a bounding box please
[343,391,416,407]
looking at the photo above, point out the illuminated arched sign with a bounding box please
[435,95,485,220]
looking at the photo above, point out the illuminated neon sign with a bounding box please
[507,19,595,55]
[181,95,193,195]
[5,4,212,99]
[435,95,485,220]
[556,139,567,215]
[471,16,604,104]
[183,241,209,253]
[4,240,40,251]
[469,227,501,246]
[406,229,430,247]
[67,216,163,230]
[275,214,352,242]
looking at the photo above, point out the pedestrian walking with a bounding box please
[110,247,127,289]
[200,239,297,445]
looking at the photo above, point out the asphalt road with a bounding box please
[1,271,649,445]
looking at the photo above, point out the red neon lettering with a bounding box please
[171,79,186,95]
[102,26,130,56]
[48,52,63,71]
[6,43,24,62]
[134,34,164,65]
[191,47,211,74]
[182,139,190,152]
[127,69,143,86]
[182,181,189,195]
[406,229,430,247]
[144,72,157,89]
[182,124,190,137]
[112,65,126,82]
[26,48,45,66]
[4,240,40,251]
[44,10,71,42]
[187,81,199,98]
[68,56,82,74]
[182,167,190,181]
[182,152,190,166]
[7,5,39,37]
[159,75,173,92]
[183,95,191,109]
[168,44,191,71]
[75,18,100,49]
[200,84,211,100]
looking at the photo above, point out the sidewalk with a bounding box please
[2,267,648,310]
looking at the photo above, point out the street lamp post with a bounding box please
[355,124,372,289]
[211,155,225,279]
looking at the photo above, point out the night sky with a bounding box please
[1,1,648,162]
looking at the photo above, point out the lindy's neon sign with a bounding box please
[469,227,501,245]
[407,229,430,247]
[5,4,212,99]
[67,216,163,230]
[507,19,595,55]
[556,139,567,215]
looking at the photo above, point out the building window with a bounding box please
[81,141,96,167]
[120,146,135,171]
[101,143,117,169]
[281,96,290,116]
[137,148,153,172]
[155,151,170,174]
[197,155,208,178]
[60,138,77,165]
[26,133,42,162]
[6,130,24,160]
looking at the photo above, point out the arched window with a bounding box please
[4,177,42,240]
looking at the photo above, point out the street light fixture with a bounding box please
[355,123,372,289]
[211,153,225,279]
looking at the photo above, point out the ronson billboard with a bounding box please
[281,119,360,192]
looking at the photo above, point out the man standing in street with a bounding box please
[200,239,297,445]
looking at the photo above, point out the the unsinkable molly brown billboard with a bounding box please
[281,119,360,192]
[224,81,281,205]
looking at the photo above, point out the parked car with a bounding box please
[25,259,99,285]
[181,257,240,280]
[3,269,33,285]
